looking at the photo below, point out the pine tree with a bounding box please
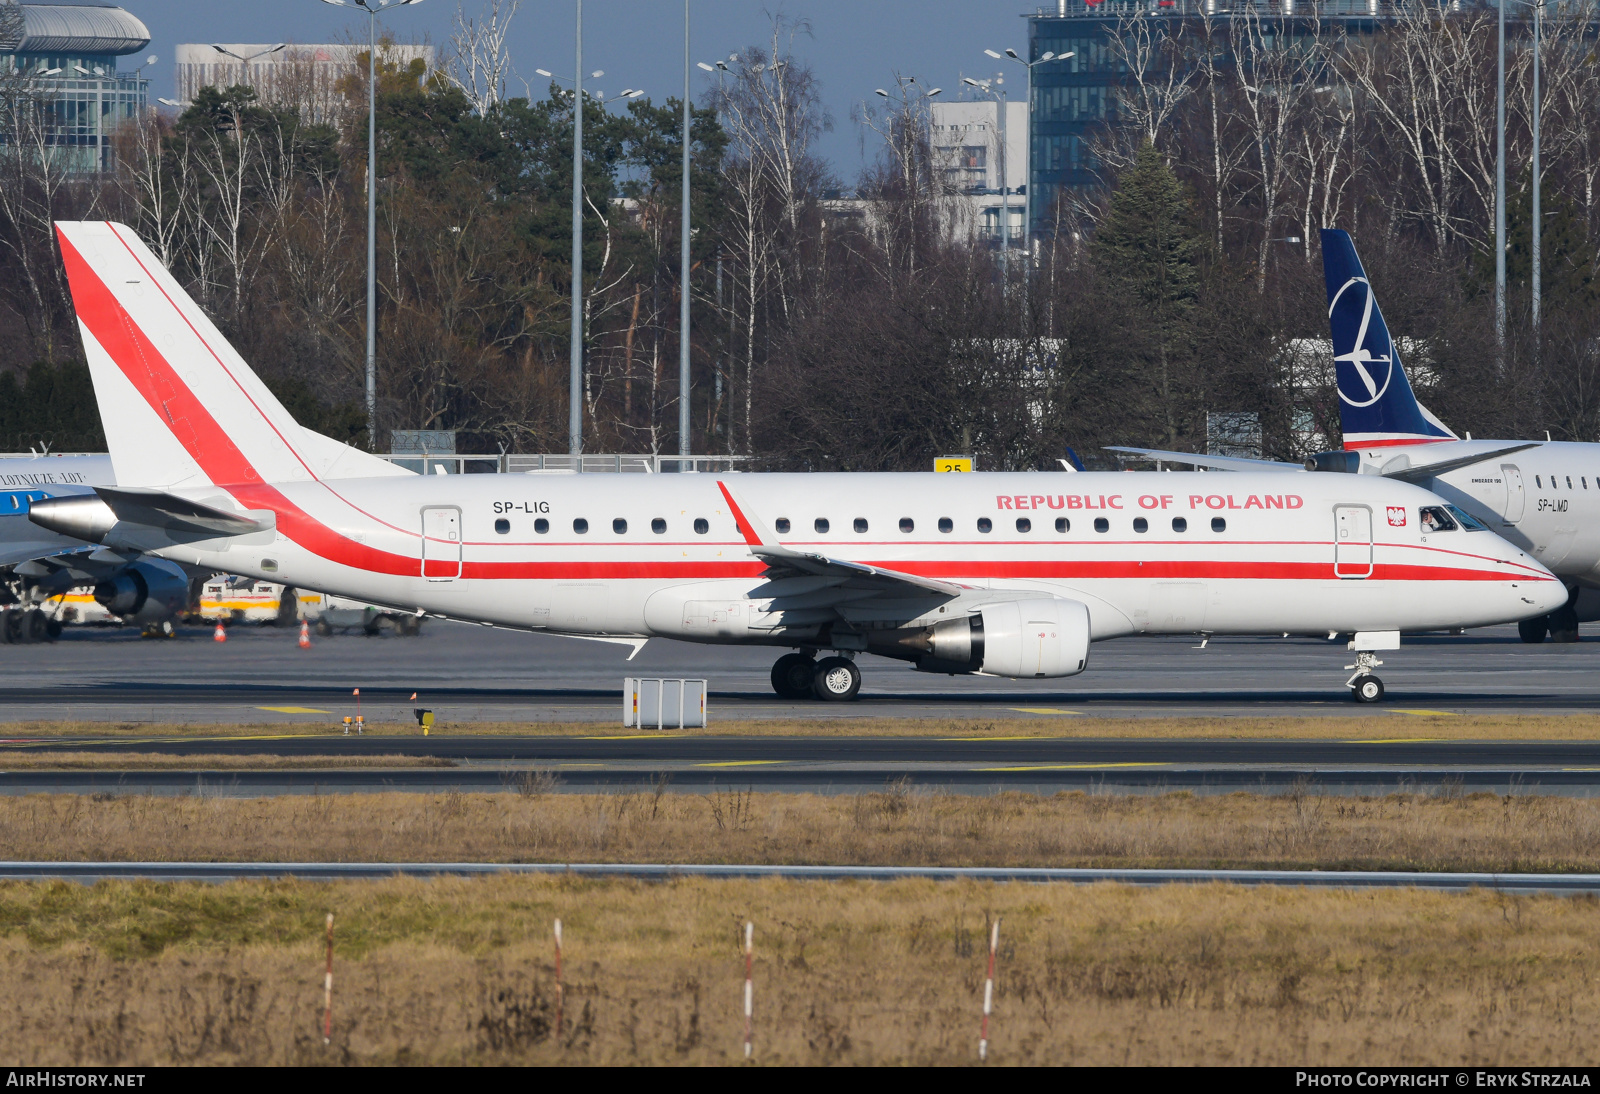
[1092,141,1203,446]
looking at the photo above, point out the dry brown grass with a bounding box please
[0,753,455,770]
[5,786,1600,873]
[5,712,1600,740]
[2,875,1596,1065]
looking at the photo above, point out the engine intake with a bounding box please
[913,597,1090,678]
[93,559,189,625]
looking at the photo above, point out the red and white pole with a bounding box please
[554,918,564,1041]
[979,917,1000,1062]
[322,912,335,1045]
[743,921,754,1060]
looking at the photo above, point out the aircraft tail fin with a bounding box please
[1319,228,1456,450]
[54,221,408,490]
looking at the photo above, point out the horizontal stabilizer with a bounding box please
[97,488,267,536]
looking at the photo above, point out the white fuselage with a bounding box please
[1355,440,1600,586]
[142,470,1561,651]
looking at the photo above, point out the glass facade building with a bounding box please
[0,4,151,174]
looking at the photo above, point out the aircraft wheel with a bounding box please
[22,610,45,644]
[1549,605,1581,643]
[770,652,815,699]
[1518,616,1549,644]
[314,620,333,637]
[811,656,862,701]
[1351,675,1385,704]
[0,609,15,644]
[276,588,298,627]
[45,616,62,641]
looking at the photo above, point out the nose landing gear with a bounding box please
[1346,650,1385,703]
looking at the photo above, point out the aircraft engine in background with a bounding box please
[909,597,1091,678]
[92,557,189,625]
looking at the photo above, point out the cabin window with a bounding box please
[1015,517,1031,533]
[854,518,869,533]
[693,518,709,534]
[494,518,510,535]
[1568,476,1574,489]
[1585,478,1589,489]
[1133,517,1148,533]
[534,518,549,534]
[899,517,914,533]
[775,518,791,533]
[1211,517,1226,532]
[938,517,953,533]
[1172,517,1188,533]
[1094,517,1109,533]
[1445,505,1488,531]
[651,518,667,534]
[814,518,830,533]
[977,517,992,533]
[613,518,628,534]
[1536,475,1543,487]
[1055,517,1069,533]
[573,518,589,534]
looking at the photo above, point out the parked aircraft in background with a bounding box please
[1110,228,1600,644]
[0,452,191,640]
[35,221,1565,700]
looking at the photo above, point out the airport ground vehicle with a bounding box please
[31,221,1567,701]
[197,576,422,635]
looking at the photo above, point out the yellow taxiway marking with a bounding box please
[256,706,332,715]
[1389,709,1459,717]
[1562,767,1600,772]
[695,760,786,768]
[1343,738,1446,744]
[974,762,1167,772]
[1009,707,1082,715]
[582,733,689,740]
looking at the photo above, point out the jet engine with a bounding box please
[910,597,1091,678]
[93,558,189,625]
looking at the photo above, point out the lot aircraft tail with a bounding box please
[1320,228,1457,451]
[54,221,406,490]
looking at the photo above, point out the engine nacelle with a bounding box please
[94,558,189,625]
[915,597,1090,678]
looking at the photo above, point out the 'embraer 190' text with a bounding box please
[997,494,1303,511]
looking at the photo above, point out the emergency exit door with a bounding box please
[1501,464,1525,523]
[422,507,462,580]
[1334,505,1373,578]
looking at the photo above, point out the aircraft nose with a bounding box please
[1526,569,1568,616]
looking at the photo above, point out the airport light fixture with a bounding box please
[990,46,1072,259]
[210,43,285,66]
[318,0,425,451]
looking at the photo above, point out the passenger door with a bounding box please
[421,506,462,580]
[1334,505,1373,579]
[1501,464,1525,523]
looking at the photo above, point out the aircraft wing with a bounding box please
[1380,443,1540,483]
[1104,446,1302,472]
[716,481,972,598]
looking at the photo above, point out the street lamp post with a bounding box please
[319,0,424,452]
[536,56,639,460]
[679,0,691,459]
[993,46,1072,259]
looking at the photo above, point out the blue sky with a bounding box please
[104,0,1038,182]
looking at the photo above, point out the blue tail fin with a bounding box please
[1320,228,1455,450]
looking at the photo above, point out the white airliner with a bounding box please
[31,221,1565,701]
[1112,229,1600,645]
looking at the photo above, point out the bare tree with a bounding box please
[1100,11,1198,169]
[444,0,518,115]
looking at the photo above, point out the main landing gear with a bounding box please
[770,651,863,702]
[1346,651,1385,704]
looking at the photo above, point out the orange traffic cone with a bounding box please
[298,620,312,649]
[213,621,227,643]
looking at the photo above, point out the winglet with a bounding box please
[716,481,771,547]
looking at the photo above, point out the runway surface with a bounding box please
[3,620,1600,724]
[3,736,1597,795]
[5,861,1598,893]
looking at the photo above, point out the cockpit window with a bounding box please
[1419,506,1459,533]
[1444,504,1488,531]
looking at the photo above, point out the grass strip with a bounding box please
[4,713,1600,740]
[1,874,1595,1065]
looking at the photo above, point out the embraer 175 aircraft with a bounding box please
[1114,229,1600,645]
[31,221,1565,701]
